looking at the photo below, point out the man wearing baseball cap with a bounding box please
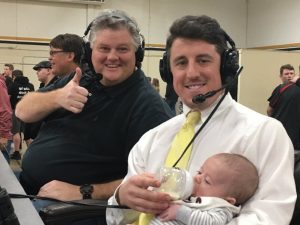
[33,60,57,88]
[23,61,58,147]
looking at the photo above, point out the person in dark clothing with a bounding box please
[16,9,173,225]
[22,34,85,149]
[165,82,178,114]
[10,70,35,109]
[23,61,58,147]
[270,66,300,225]
[49,33,85,78]
[267,64,300,150]
[10,70,34,160]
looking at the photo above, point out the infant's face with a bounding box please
[193,156,232,198]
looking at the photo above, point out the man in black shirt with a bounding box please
[48,33,84,78]
[16,9,173,224]
[164,82,178,114]
[267,64,300,150]
[23,61,58,147]
[268,65,300,225]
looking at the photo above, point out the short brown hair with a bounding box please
[4,63,14,71]
[280,64,294,75]
[50,33,84,65]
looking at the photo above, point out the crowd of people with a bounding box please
[0,8,298,225]
[0,64,35,161]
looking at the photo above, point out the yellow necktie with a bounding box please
[165,110,201,168]
[135,110,201,225]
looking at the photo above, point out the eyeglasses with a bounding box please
[49,50,68,56]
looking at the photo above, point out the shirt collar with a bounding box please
[183,93,232,123]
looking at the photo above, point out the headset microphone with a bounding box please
[192,66,243,104]
[192,89,222,104]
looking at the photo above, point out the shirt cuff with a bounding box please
[176,205,193,224]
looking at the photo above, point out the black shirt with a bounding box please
[20,69,173,194]
[5,76,13,94]
[165,83,178,111]
[23,76,59,140]
[10,76,34,109]
[268,83,300,149]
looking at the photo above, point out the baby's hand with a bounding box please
[158,204,181,221]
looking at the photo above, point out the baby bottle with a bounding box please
[155,167,193,200]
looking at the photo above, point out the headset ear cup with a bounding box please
[82,41,95,73]
[221,49,239,84]
[159,52,173,84]
[135,45,144,68]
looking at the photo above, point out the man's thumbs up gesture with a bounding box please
[58,67,89,113]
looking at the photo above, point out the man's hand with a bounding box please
[57,67,89,113]
[118,173,171,214]
[158,204,181,221]
[38,180,81,201]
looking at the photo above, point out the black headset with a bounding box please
[83,14,145,69]
[159,30,239,85]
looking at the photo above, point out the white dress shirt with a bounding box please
[107,94,296,225]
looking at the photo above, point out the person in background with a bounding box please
[49,33,85,78]
[106,15,296,225]
[22,34,85,149]
[267,64,300,225]
[267,64,300,150]
[23,61,58,147]
[150,153,258,225]
[16,9,173,225]
[2,63,14,95]
[164,82,178,114]
[0,74,12,162]
[34,60,57,88]
[151,78,160,93]
[1,64,14,155]
[9,70,34,160]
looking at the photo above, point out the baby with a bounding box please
[151,153,259,225]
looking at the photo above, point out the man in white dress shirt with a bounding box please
[106,15,296,225]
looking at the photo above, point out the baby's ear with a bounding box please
[225,196,236,205]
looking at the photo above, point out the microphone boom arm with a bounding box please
[192,66,243,104]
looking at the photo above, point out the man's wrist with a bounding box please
[79,184,94,199]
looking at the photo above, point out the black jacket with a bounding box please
[10,76,34,109]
